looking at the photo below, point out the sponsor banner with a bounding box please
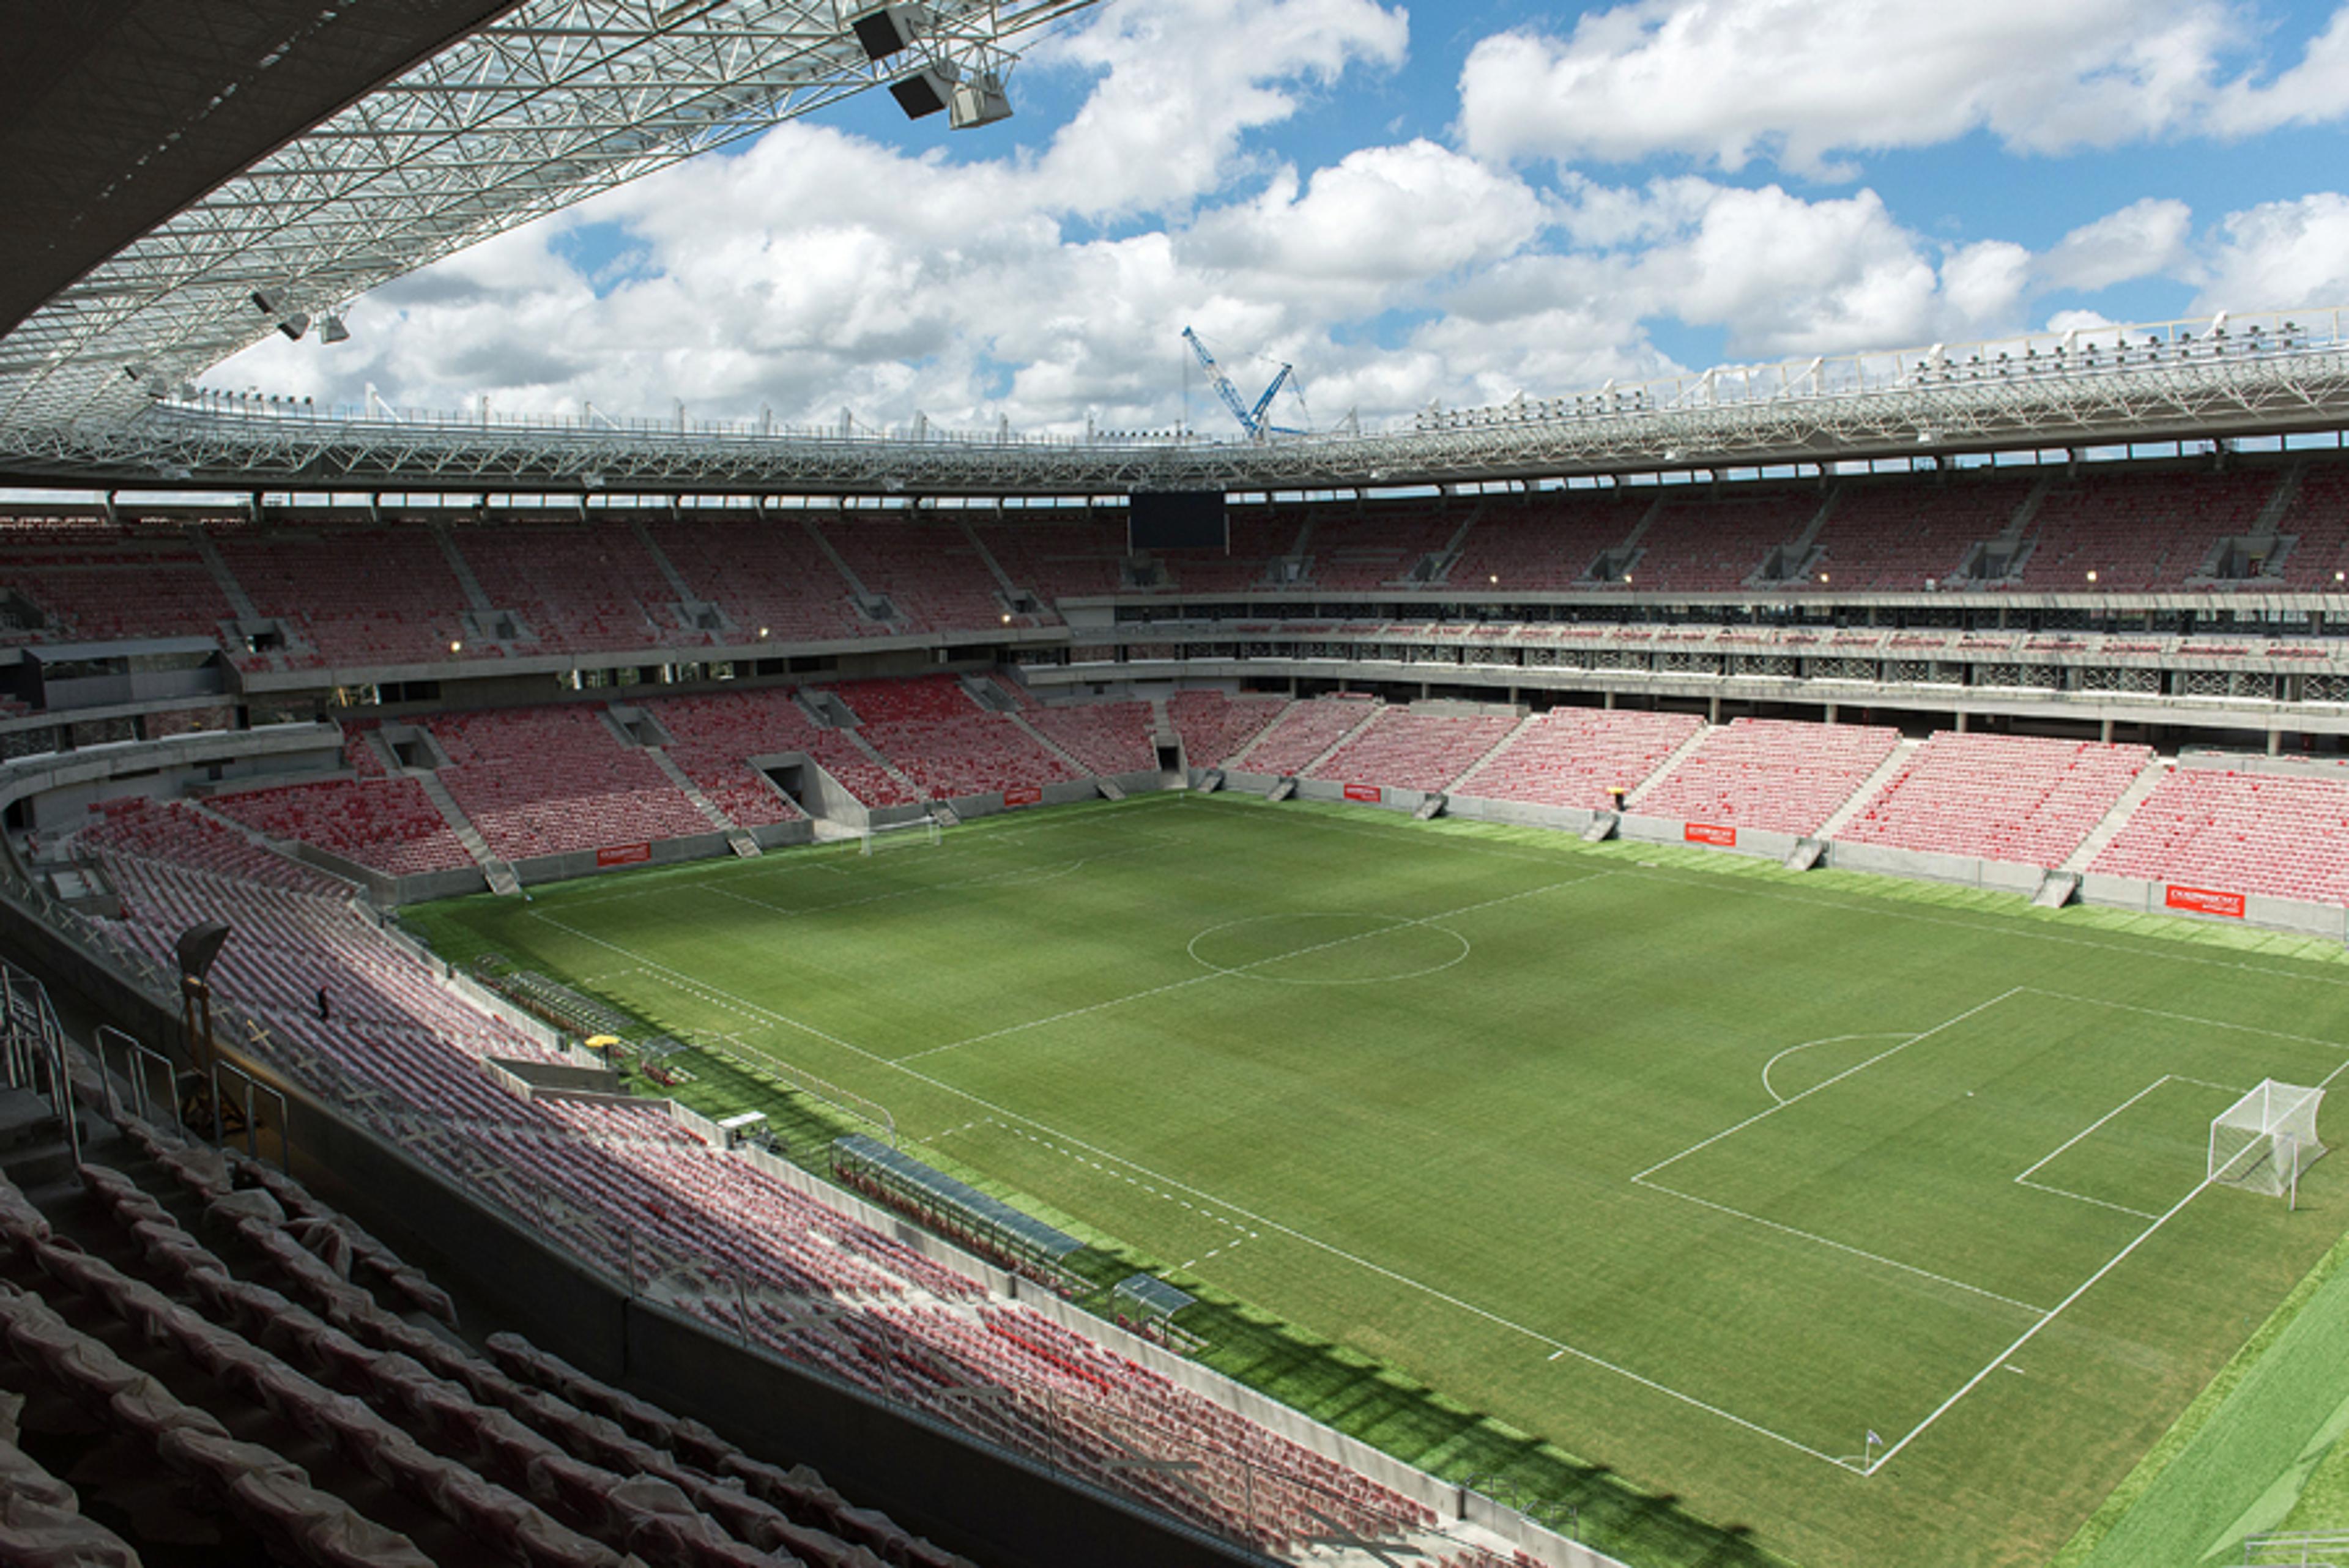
[2165,884,2246,919]
[1685,822,1738,848]
[1004,785,1044,807]
[1343,783,1382,803]
[596,842,653,867]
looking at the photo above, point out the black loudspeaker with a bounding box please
[889,65,956,119]
[851,4,922,60]
[176,920,232,983]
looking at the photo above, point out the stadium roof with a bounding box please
[2,7,2348,500]
[0,0,1097,435]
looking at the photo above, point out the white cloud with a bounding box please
[2211,6,2349,134]
[2191,191,2349,312]
[1456,0,2279,176]
[2037,198,2195,294]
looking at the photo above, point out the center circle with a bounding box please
[1187,912,1472,985]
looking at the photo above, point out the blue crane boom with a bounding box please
[1182,326,1299,439]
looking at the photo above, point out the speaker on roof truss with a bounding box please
[889,61,958,119]
[851,3,927,60]
[949,71,1012,129]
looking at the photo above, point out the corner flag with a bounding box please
[1867,1429,1882,1445]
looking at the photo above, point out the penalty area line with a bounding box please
[1865,1175,2215,1475]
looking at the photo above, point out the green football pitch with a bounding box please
[406,793,2349,1568]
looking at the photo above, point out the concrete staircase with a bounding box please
[842,727,924,801]
[956,517,1027,606]
[1625,722,1715,810]
[185,525,262,622]
[1581,812,1619,842]
[412,771,521,895]
[629,516,700,603]
[2032,871,2082,909]
[645,747,762,857]
[1004,711,1087,775]
[1449,712,1539,796]
[798,515,894,623]
[1413,793,1446,820]
[1291,705,1384,779]
[1817,737,1921,841]
[2061,757,2172,874]
[430,523,495,611]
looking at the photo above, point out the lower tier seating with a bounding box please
[1457,708,1704,808]
[1835,733,2152,866]
[1637,717,1901,836]
[2090,767,2349,906]
[1306,708,1518,793]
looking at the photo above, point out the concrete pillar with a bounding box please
[1604,688,1617,709]
[2099,717,2113,743]
[1956,709,1969,733]
[2270,728,2284,756]
[1825,703,1839,724]
[1420,682,1431,701]
[1708,695,1721,722]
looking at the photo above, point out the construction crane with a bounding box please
[1182,327,1302,440]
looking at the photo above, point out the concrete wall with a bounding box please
[1619,812,1800,863]
[1823,840,2047,897]
[1445,794,1597,834]
[510,830,733,887]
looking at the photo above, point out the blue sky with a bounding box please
[225,0,2349,435]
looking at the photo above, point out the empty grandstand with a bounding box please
[7,7,2349,1568]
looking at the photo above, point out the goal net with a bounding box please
[2208,1080,2327,1204]
[859,817,942,857]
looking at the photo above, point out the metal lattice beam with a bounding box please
[9,311,2349,496]
[0,0,1097,432]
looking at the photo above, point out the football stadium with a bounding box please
[4,6,2349,1568]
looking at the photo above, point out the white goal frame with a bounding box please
[2208,1079,2327,1208]
[860,816,943,856]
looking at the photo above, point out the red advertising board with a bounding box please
[1343,783,1382,802]
[1685,822,1738,848]
[1003,785,1044,807]
[2165,884,2246,919]
[596,842,653,867]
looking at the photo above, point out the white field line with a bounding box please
[1760,1033,1912,1105]
[1628,1177,2050,1314]
[895,873,1611,1064]
[2021,988,2349,1058]
[1865,1175,2217,1475]
[1633,988,2026,1185]
[527,905,1855,1472]
[2009,1073,2253,1219]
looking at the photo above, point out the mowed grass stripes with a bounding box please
[408,794,2349,1568]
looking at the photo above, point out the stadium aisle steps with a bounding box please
[1622,722,1715,809]
[1447,712,1540,794]
[2062,756,2173,873]
[1816,737,1922,839]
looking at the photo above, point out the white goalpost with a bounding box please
[859,816,943,856]
[2208,1079,2327,1207]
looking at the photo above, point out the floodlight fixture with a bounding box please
[250,289,286,316]
[276,312,311,342]
[176,920,232,983]
[319,312,351,344]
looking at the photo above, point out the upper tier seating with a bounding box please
[636,692,810,828]
[1023,701,1156,775]
[1234,697,1378,776]
[0,515,235,644]
[443,518,672,653]
[1808,476,2035,589]
[1630,490,1824,592]
[974,517,1129,602]
[835,676,1077,799]
[2019,470,2280,590]
[210,727,474,876]
[1445,494,1652,590]
[428,706,713,860]
[1168,690,1291,769]
[1156,508,1303,592]
[2273,466,2349,589]
[1307,508,1462,590]
[645,511,867,642]
[2090,767,2349,906]
[1457,708,1705,808]
[1638,716,1901,835]
[1307,708,1518,793]
[815,517,1014,633]
[1833,732,2153,865]
[218,525,472,669]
